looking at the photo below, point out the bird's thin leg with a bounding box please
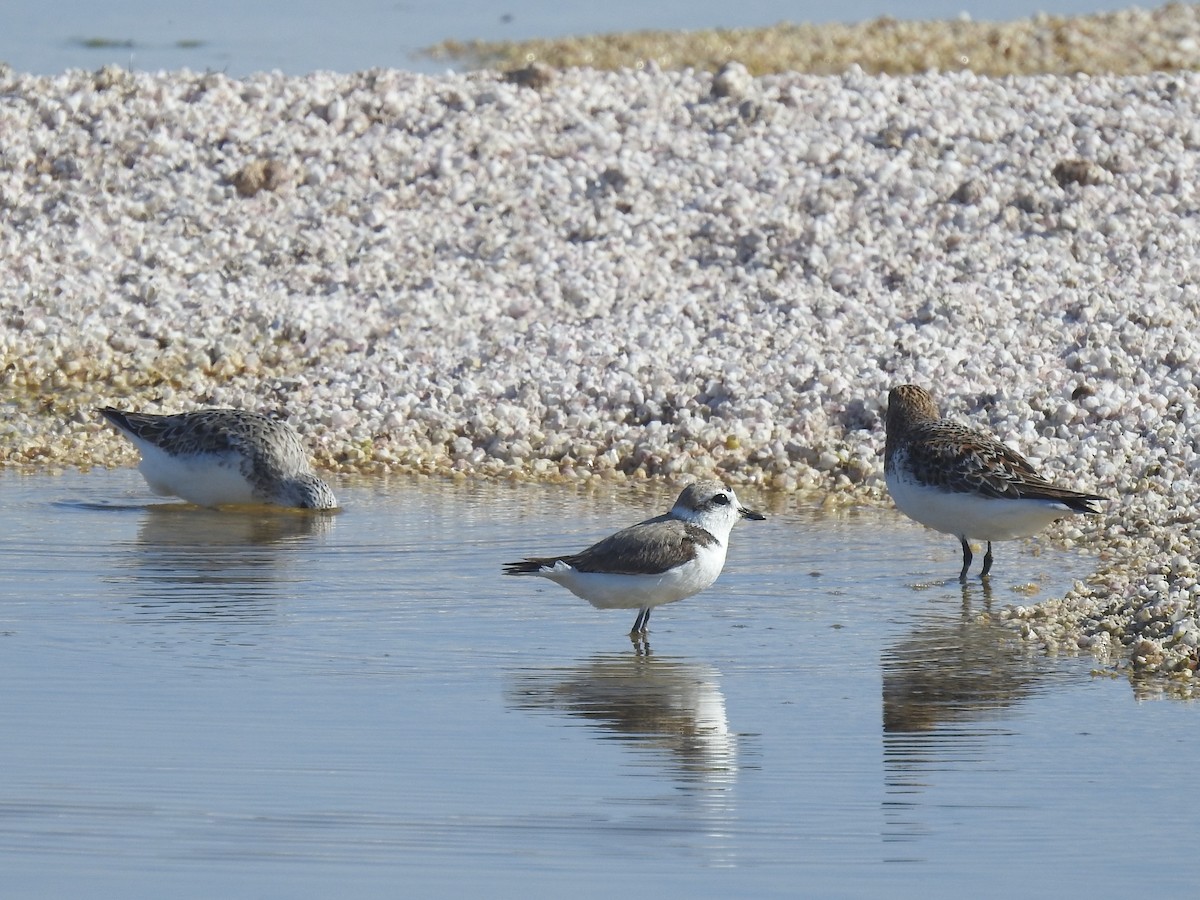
[630,607,650,635]
[958,537,973,582]
[980,542,994,578]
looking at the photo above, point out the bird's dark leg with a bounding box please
[630,607,650,635]
[958,537,973,582]
[980,542,994,578]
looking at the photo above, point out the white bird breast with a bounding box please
[887,471,1078,542]
[136,442,257,506]
[539,544,729,610]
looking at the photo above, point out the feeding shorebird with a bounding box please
[99,407,337,510]
[884,384,1105,581]
[503,479,764,635]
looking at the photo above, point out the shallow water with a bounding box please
[1,468,1196,897]
[3,0,1137,77]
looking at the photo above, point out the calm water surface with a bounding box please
[1,468,1196,897]
[3,0,1141,77]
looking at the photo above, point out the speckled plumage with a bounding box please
[503,479,764,635]
[99,407,337,510]
[884,384,1105,580]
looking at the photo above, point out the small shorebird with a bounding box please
[503,479,764,635]
[884,384,1105,581]
[99,407,337,510]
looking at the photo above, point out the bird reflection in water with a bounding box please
[881,579,1061,848]
[508,650,738,789]
[112,504,335,621]
[882,579,1057,733]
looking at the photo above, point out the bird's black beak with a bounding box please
[739,506,766,521]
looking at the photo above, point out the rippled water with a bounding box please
[1,468,1196,897]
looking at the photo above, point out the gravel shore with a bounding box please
[3,17,1200,686]
[428,3,1200,77]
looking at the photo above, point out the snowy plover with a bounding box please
[504,479,764,634]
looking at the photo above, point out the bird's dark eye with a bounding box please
[713,493,730,505]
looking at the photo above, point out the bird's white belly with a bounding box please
[137,444,256,507]
[887,471,1073,541]
[540,548,727,610]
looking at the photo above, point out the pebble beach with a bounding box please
[3,6,1200,687]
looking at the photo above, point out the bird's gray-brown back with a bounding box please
[503,517,719,577]
[101,408,310,472]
